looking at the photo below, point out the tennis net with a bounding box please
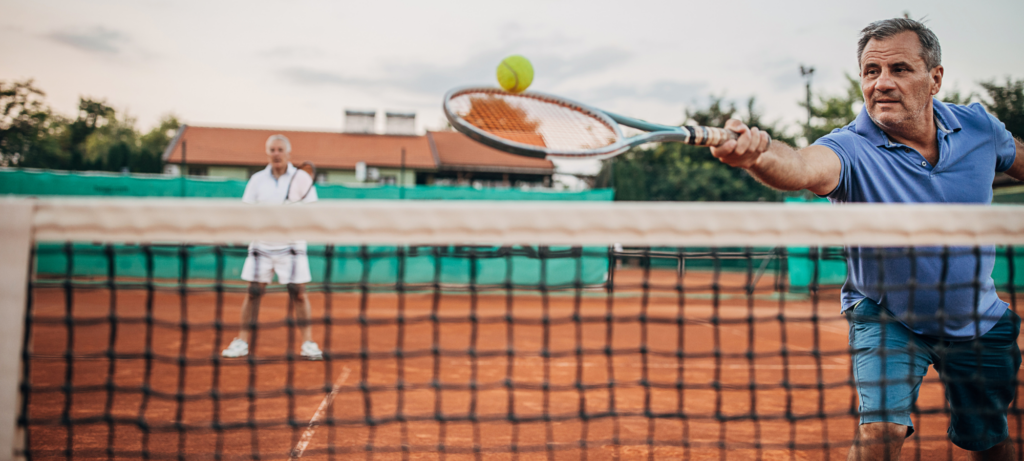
[3,198,1024,460]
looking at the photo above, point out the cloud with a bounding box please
[771,71,804,91]
[531,47,633,82]
[260,46,323,59]
[280,67,361,86]
[759,57,807,91]
[277,45,634,99]
[577,80,708,104]
[47,26,126,55]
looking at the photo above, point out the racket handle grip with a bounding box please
[697,127,771,149]
[698,127,737,146]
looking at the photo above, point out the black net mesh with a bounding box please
[16,237,1024,460]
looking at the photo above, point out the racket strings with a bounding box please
[449,90,619,151]
[286,162,316,203]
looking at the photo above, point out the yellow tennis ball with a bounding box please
[496,55,534,93]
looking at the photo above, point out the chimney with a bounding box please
[345,109,376,134]
[385,111,416,135]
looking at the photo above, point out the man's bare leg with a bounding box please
[848,422,907,461]
[237,282,266,343]
[957,437,1017,461]
[287,283,314,343]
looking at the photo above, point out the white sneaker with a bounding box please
[222,338,249,358]
[301,341,323,361]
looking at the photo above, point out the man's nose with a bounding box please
[875,70,897,91]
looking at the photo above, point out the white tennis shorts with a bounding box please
[241,243,312,284]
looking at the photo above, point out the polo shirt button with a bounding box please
[921,161,927,167]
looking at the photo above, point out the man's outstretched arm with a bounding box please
[709,119,842,196]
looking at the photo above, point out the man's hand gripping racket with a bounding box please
[443,86,770,160]
[709,119,773,169]
[285,161,317,204]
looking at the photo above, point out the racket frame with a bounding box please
[285,161,317,204]
[443,86,739,160]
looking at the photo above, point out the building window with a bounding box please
[187,166,208,176]
[379,175,397,185]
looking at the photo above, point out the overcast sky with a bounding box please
[2,0,1023,172]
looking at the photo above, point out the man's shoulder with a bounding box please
[814,121,865,150]
[823,121,859,138]
[942,101,988,119]
[941,101,995,132]
[246,167,271,183]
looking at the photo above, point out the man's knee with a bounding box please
[287,283,304,301]
[248,283,265,298]
[858,422,909,443]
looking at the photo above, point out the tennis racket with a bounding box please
[285,161,317,203]
[443,86,759,160]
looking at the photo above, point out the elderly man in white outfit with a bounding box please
[221,134,323,360]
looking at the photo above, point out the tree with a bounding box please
[802,74,862,144]
[598,96,796,202]
[979,78,1024,139]
[137,114,181,172]
[77,107,176,173]
[0,79,176,173]
[939,85,977,106]
[0,80,66,167]
[82,111,136,170]
[65,98,117,170]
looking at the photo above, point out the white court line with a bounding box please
[290,366,352,460]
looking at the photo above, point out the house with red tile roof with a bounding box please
[162,122,555,188]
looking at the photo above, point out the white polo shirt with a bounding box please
[242,163,318,251]
[242,163,319,204]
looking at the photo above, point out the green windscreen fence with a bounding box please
[0,168,615,201]
[35,243,610,288]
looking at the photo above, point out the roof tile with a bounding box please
[165,126,436,169]
[164,126,554,173]
[427,131,553,171]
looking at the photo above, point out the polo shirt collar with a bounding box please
[262,162,296,175]
[854,107,888,147]
[931,97,962,134]
[854,97,962,147]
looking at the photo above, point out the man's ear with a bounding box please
[930,65,944,96]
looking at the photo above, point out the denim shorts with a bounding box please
[847,298,1021,451]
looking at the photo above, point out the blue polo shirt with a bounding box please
[814,98,1017,339]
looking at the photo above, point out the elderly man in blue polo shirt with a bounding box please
[710,18,1024,461]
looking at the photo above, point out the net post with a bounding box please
[0,198,34,461]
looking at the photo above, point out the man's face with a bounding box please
[266,140,290,168]
[860,31,943,132]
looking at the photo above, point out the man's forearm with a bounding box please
[709,119,841,195]
[745,142,829,192]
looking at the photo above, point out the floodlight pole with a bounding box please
[800,65,815,142]
[180,140,187,198]
[608,157,615,196]
[399,147,406,200]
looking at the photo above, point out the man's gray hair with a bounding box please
[265,134,292,153]
[857,18,941,70]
